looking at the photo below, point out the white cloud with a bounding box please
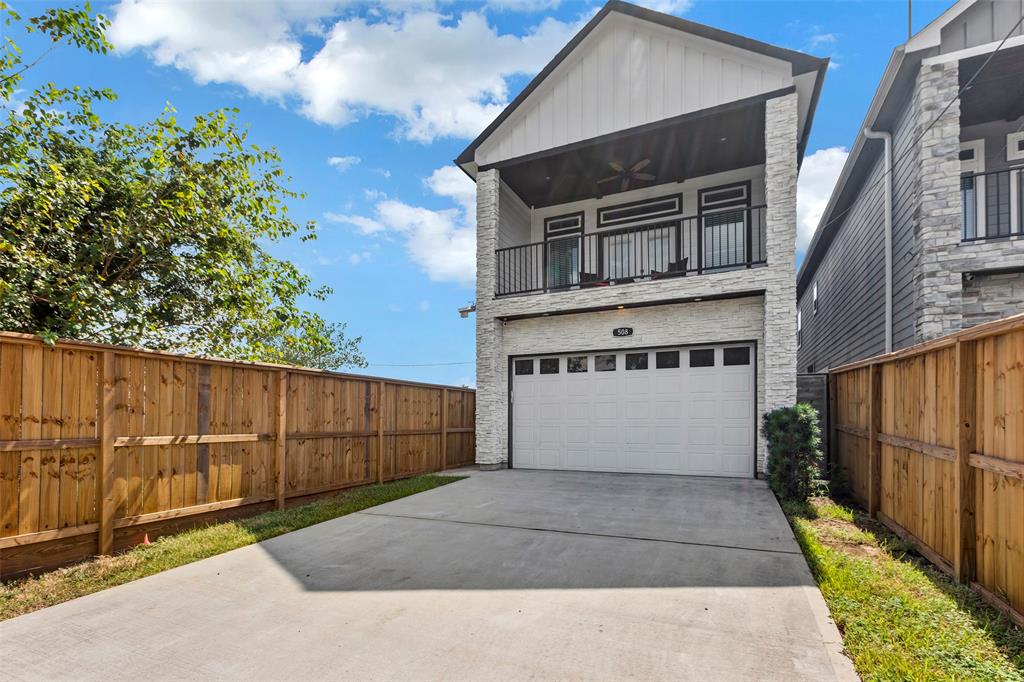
[348,251,373,265]
[110,2,588,142]
[797,146,848,255]
[373,169,392,179]
[417,300,431,312]
[327,155,361,171]
[329,164,477,286]
[640,0,694,15]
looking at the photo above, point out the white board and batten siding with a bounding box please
[475,12,794,168]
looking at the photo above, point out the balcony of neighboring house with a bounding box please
[487,92,773,299]
[958,44,1024,243]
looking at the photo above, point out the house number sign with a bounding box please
[612,327,634,337]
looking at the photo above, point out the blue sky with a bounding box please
[16,0,950,385]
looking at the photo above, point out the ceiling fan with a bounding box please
[597,158,656,192]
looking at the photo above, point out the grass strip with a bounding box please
[783,497,1024,681]
[0,474,464,622]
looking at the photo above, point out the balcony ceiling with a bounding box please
[960,45,1024,126]
[489,96,768,209]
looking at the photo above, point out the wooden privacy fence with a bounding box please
[829,313,1024,626]
[0,332,475,578]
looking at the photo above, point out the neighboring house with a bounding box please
[458,0,827,477]
[797,0,1024,372]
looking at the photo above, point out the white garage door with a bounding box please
[511,344,755,477]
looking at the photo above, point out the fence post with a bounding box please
[867,363,882,517]
[440,388,449,471]
[377,381,386,484]
[96,351,116,556]
[953,339,977,583]
[275,370,288,510]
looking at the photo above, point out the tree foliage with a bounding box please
[267,322,367,371]
[762,403,823,503]
[0,2,362,367]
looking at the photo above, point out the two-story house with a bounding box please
[459,0,827,477]
[798,0,1024,371]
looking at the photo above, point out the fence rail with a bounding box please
[828,313,1024,626]
[0,332,475,578]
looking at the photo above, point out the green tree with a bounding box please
[0,2,362,367]
[267,322,367,371]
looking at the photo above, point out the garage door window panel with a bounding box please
[567,356,588,373]
[540,358,560,374]
[689,349,715,367]
[655,351,680,369]
[625,353,648,370]
[595,354,616,372]
[723,347,751,366]
[515,359,534,375]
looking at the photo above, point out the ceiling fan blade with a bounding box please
[633,173,656,181]
[630,158,651,172]
[608,161,625,172]
[597,175,620,184]
[621,177,630,192]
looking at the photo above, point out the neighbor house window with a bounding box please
[797,309,803,347]
[567,356,588,373]
[812,282,819,314]
[689,349,715,367]
[655,351,680,368]
[625,353,648,370]
[595,354,616,371]
[723,347,751,366]
[514,359,534,375]
[539,358,559,374]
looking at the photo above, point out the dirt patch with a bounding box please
[811,517,884,560]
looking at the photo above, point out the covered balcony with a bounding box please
[486,92,775,298]
[958,44,1024,242]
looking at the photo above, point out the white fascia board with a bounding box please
[922,33,1024,64]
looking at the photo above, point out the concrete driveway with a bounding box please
[1,470,855,681]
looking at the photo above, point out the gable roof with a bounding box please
[796,0,984,295]
[455,0,827,172]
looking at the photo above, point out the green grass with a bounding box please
[783,497,1024,681]
[0,474,464,622]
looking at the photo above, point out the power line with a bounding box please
[809,13,1024,244]
[367,361,474,367]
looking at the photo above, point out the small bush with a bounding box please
[762,403,822,503]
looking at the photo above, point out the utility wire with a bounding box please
[808,14,1024,244]
[367,361,474,367]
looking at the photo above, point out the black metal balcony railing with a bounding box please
[495,205,768,297]
[961,169,1023,241]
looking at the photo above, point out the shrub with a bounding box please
[762,403,822,503]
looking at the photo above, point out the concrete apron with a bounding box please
[0,470,857,681]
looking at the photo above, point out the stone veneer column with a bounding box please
[762,92,799,472]
[474,169,505,467]
[914,61,963,341]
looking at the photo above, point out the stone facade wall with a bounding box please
[962,269,1024,327]
[475,169,504,467]
[914,61,964,341]
[762,93,799,415]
